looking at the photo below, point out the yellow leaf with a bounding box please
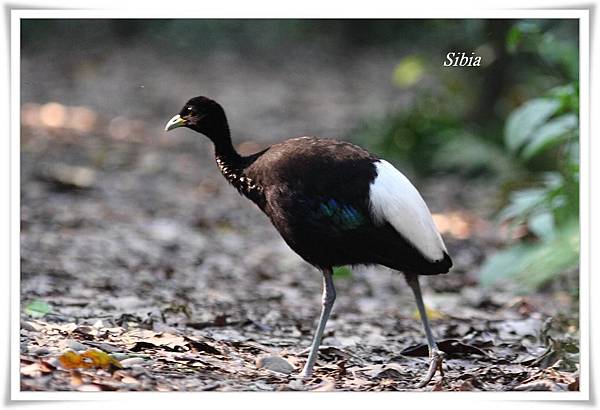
[80,349,122,369]
[58,350,83,369]
[58,349,122,370]
[413,306,446,321]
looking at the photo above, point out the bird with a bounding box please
[165,96,452,387]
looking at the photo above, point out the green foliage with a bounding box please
[480,218,579,290]
[477,19,580,292]
[356,97,515,178]
[25,299,52,318]
[480,84,579,291]
[504,84,579,160]
[521,114,578,160]
[506,20,579,80]
[504,98,561,152]
[499,171,578,232]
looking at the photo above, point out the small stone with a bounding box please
[255,354,295,374]
[43,164,96,189]
[21,320,43,332]
[120,357,145,368]
[286,379,308,391]
[129,364,147,377]
[120,376,140,385]
[110,352,129,360]
[31,346,51,356]
[93,343,122,353]
[75,325,95,335]
[65,340,87,351]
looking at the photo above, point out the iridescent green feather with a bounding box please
[317,199,364,230]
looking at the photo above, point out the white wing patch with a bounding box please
[369,160,447,262]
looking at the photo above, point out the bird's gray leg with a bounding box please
[301,268,336,378]
[404,272,445,388]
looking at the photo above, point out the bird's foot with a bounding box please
[299,364,314,380]
[415,348,445,388]
[287,370,312,391]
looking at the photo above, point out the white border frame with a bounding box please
[9,7,591,404]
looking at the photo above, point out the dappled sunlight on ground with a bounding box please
[23,102,97,133]
[432,211,488,240]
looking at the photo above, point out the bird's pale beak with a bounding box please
[165,114,187,131]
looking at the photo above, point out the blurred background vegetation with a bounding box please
[21,19,579,294]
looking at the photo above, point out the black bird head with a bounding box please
[165,96,230,143]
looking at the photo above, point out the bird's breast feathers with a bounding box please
[368,160,447,262]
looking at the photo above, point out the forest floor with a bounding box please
[19,47,580,392]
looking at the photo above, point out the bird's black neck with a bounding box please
[201,111,265,204]
[205,117,242,171]
[213,136,264,204]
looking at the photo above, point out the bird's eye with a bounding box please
[187,107,193,111]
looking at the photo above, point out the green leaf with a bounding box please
[506,20,542,53]
[518,221,579,289]
[505,98,561,152]
[538,34,579,81]
[521,114,578,159]
[479,244,533,287]
[527,211,555,240]
[498,188,548,222]
[506,26,523,53]
[333,266,353,278]
[479,219,579,291]
[568,141,580,164]
[548,84,579,112]
[24,299,52,318]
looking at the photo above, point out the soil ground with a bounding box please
[19,47,579,392]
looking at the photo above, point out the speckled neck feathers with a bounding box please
[215,154,264,202]
[201,107,264,204]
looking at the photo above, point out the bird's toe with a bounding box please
[415,348,445,388]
